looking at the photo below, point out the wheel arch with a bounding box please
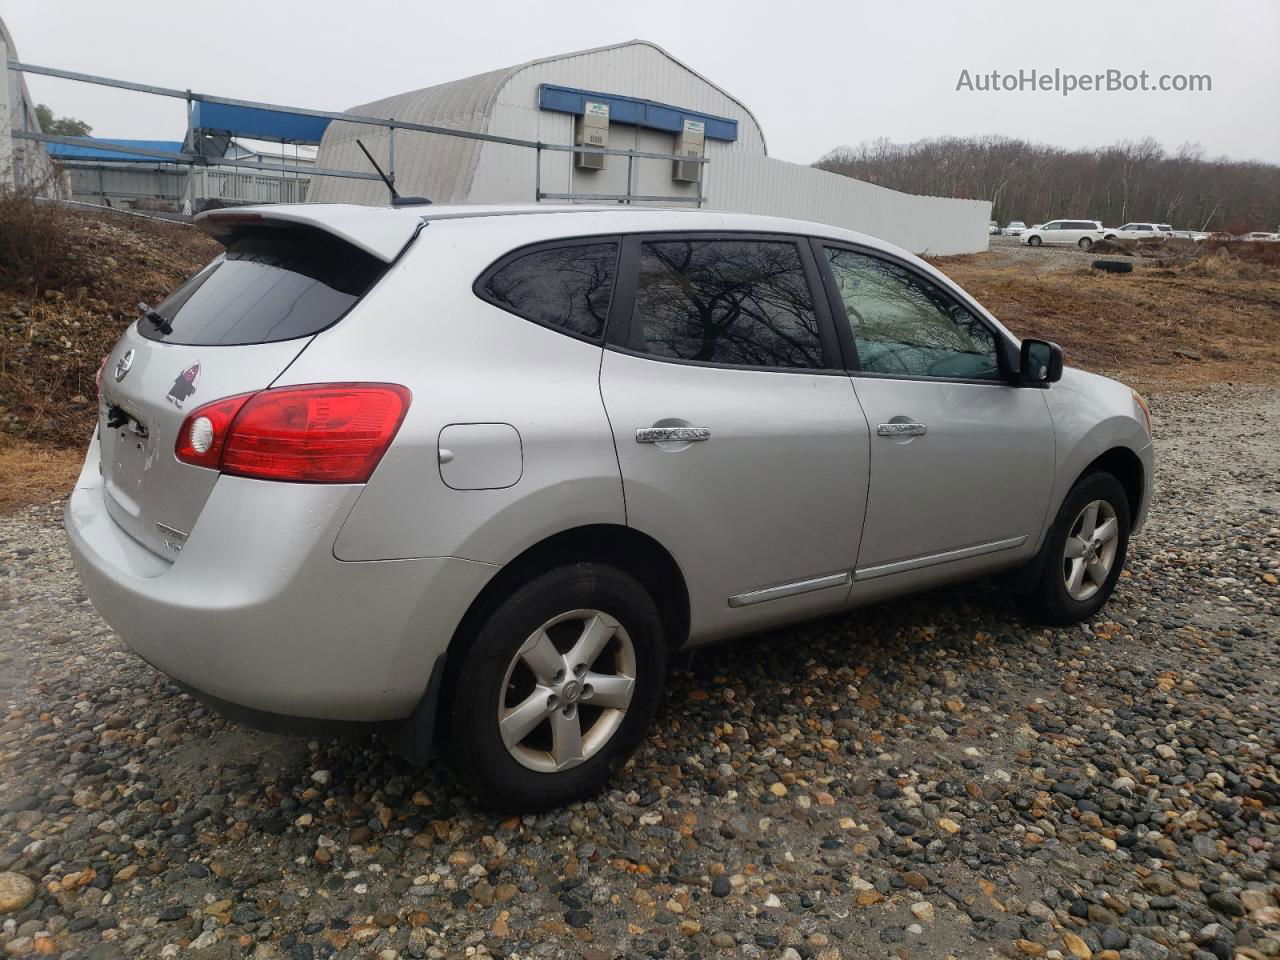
[444,523,691,674]
[1081,445,1145,521]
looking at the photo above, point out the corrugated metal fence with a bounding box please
[710,155,989,256]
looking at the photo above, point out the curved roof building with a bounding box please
[312,40,990,254]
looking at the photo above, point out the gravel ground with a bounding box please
[1,384,1277,960]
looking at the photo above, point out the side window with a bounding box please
[1044,222,1061,231]
[631,238,824,369]
[823,247,1001,381]
[480,241,619,340]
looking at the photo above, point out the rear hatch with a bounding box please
[96,206,420,558]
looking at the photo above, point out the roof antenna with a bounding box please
[356,138,431,207]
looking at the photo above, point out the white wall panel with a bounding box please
[707,155,990,256]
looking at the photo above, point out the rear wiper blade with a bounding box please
[137,301,172,335]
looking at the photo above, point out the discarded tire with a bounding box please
[1092,259,1133,274]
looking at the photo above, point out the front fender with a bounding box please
[1041,368,1154,546]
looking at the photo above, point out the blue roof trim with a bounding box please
[47,138,185,162]
[190,101,331,144]
[537,84,738,142]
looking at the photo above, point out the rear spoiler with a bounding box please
[195,204,423,263]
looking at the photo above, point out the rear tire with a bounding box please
[1028,235,1042,247]
[442,563,666,811]
[1020,472,1130,626]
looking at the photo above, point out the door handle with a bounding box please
[636,426,711,443]
[877,422,927,437]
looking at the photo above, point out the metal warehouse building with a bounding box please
[310,41,990,255]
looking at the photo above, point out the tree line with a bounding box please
[814,136,1280,232]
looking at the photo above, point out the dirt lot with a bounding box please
[0,206,1278,960]
[934,238,1280,391]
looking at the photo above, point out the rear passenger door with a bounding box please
[599,234,870,641]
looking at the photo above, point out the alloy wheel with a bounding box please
[1062,499,1120,601]
[497,609,636,772]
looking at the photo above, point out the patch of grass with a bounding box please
[0,439,83,514]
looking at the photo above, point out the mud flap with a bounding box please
[390,655,448,767]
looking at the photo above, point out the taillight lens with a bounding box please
[95,355,109,395]
[175,393,254,469]
[175,384,411,484]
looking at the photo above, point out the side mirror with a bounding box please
[1020,339,1064,385]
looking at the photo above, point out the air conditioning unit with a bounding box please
[575,101,609,171]
[672,118,705,183]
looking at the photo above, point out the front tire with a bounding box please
[1020,472,1131,625]
[442,563,666,810]
[1028,235,1042,247]
[1078,237,1093,249]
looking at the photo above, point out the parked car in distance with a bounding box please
[1168,229,1209,242]
[1241,231,1280,242]
[989,220,1000,235]
[66,203,1155,810]
[1022,220,1106,248]
[1103,223,1169,240]
[1003,220,1026,236]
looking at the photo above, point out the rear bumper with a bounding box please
[64,440,498,722]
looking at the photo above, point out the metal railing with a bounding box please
[7,60,708,207]
[191,169,309,205]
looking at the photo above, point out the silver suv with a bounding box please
[67,204,1154,809]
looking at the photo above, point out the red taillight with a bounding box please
[175,392,254,469]
[175,384,411,484]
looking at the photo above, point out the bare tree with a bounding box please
[815,136,1280,231]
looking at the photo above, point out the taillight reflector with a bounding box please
[175,383,410,484]
[174,393,253,470]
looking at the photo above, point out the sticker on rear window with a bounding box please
[166,362,200,409]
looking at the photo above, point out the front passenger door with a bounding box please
[817,245,1055,586]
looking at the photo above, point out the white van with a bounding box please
[1022,220,1106,249]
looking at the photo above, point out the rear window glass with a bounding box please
[138,224,386,345]
[479,241,619,341]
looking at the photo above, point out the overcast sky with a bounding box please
[5,0,1278,164]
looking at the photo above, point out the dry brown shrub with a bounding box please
[0,192,218,446]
